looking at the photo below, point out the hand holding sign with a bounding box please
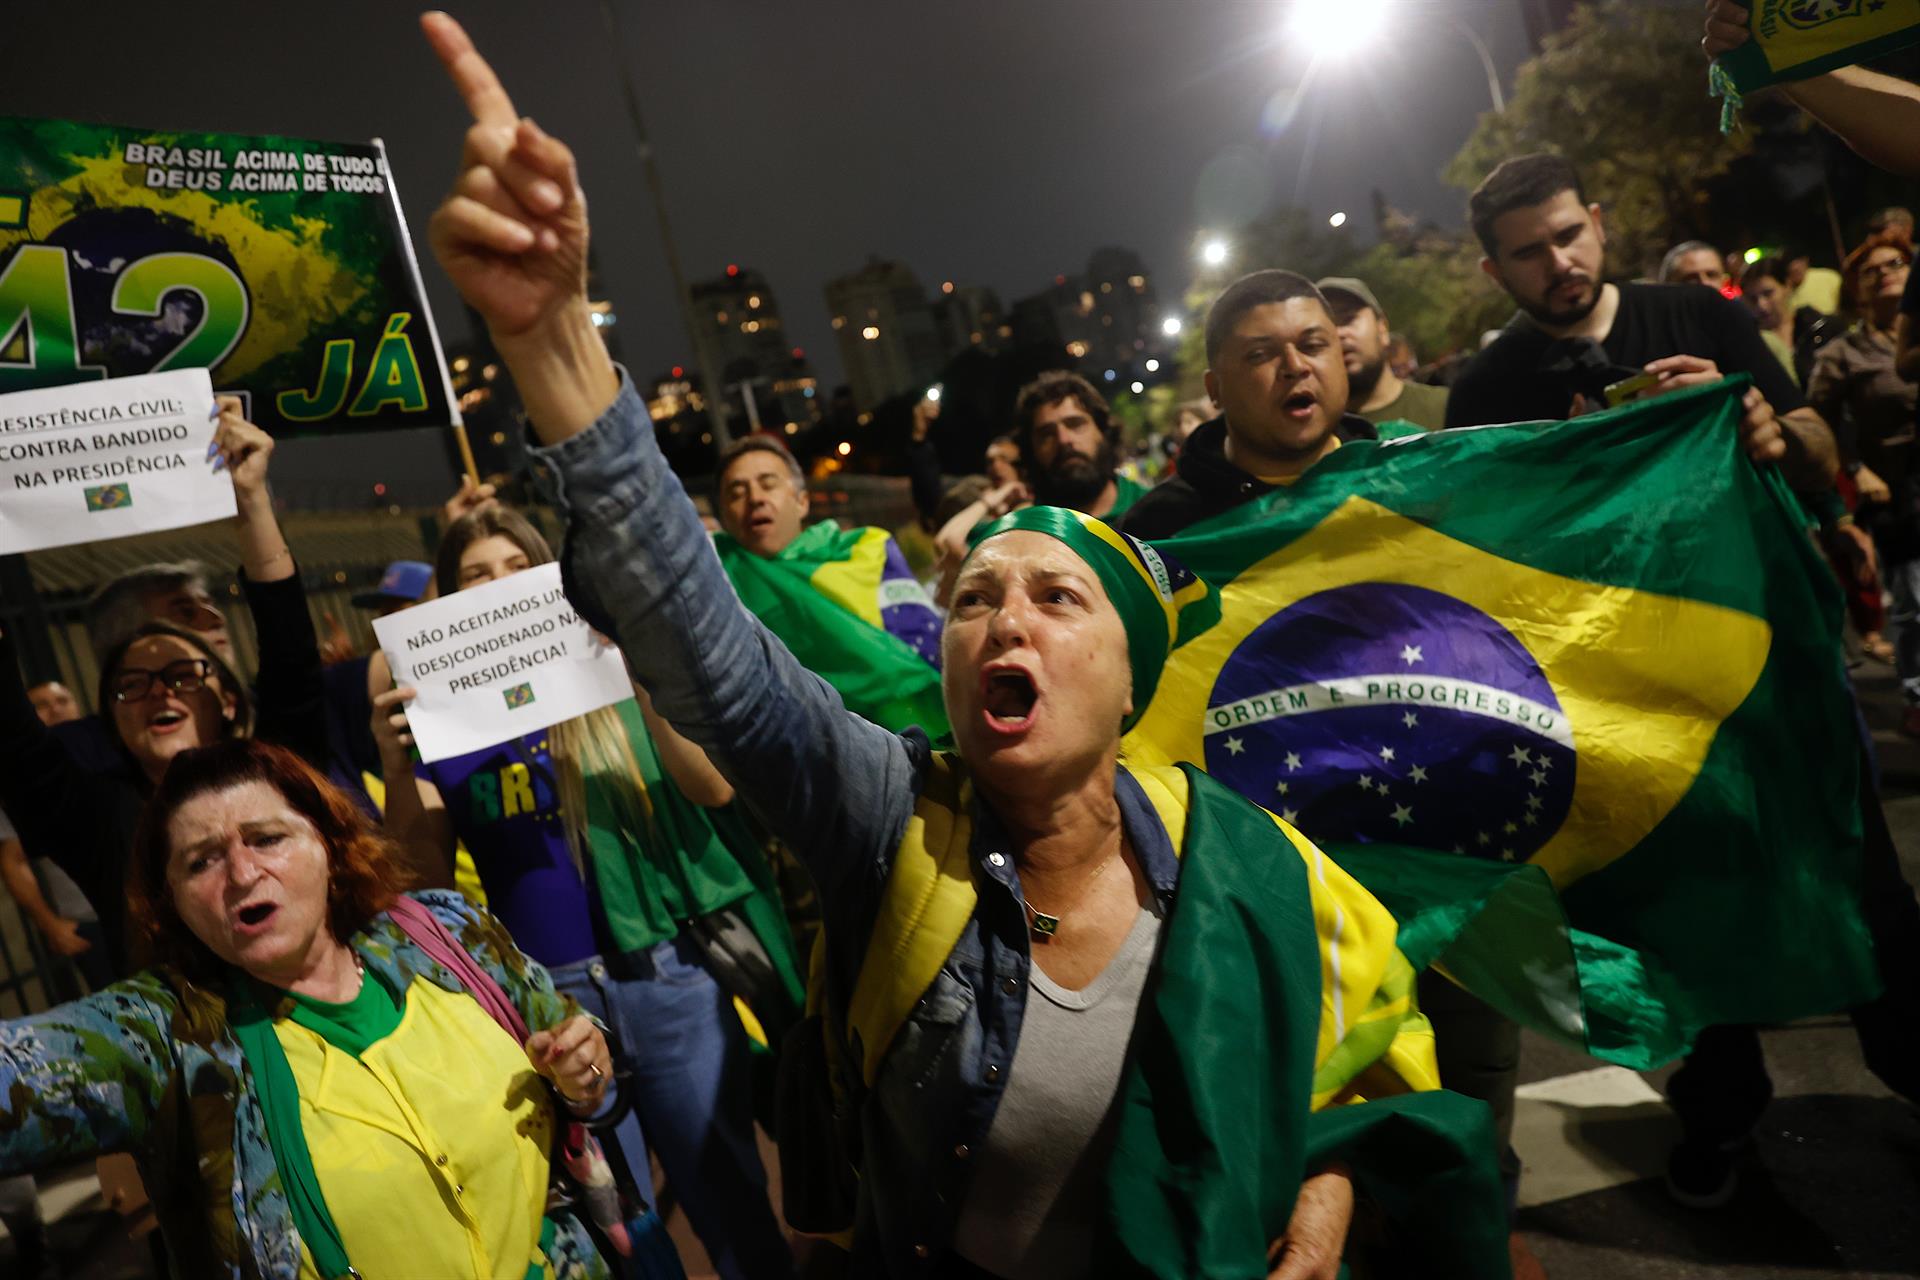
[0,368,237,554]
[373,561,630,762]
[210,396,274,500]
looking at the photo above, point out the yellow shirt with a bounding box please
[1792,267,1844,317]
[277,977,555,1280]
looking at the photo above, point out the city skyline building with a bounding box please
[825,257,946,411]
[688,264,821,431]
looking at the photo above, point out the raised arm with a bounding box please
[633,683,733,808]
[418,13,916,895]
[212,403,330,769]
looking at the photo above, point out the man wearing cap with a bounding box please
[355,558,435,616]
[1318,276,1451,432]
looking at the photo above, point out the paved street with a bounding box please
[10,665,1920,1279]
[1514,662,1920,1279]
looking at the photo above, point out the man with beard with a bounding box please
[1444,153,1836,496]
[1013,371,1148,521]
[1119,271,1378,541]
[1318,276,1450,431]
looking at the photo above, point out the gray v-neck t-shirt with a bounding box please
[950,904,1164,1279]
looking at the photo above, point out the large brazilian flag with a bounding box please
[715,519,951,740]
[1123,378,1879,1068]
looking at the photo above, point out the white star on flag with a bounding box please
[1225,736,1245,756]
[1276,780,1290,795]
[1402,712,1419,728]
[1379,745,1396,761]
[1409,765,1429,783]
[1390,804,1413,827]
[1400,644,1424,666]
[1529,768,1547,787]
[1503,821,1517,835]
[1357,775,1374,792]
[1508,746,1533,767]
[1537,757,1552,771]
[1281,807,1299,823]
[1525,793,1543,811]
[1284,752,1302,771]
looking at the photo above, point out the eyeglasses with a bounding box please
[1861,259,1911,283]
[110,659,215,704]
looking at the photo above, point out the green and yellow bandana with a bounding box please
[967,506,1212,731]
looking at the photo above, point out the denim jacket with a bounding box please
[0,890,606,1280]
[530,378,1184,1274]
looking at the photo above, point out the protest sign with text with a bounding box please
[374,562,631,763]
[0,116,459,436]
[0,367,232,554]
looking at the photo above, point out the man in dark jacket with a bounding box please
[1121,271,1376,540]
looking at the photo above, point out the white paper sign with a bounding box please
[375,561,631,763]
[0,368,234,554]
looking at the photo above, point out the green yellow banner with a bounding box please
[1714,0,1920,95]
[0,116,459,435]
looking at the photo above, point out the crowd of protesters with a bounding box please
[2,5,1920,1280]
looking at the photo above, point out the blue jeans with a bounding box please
[550,939,793,1280]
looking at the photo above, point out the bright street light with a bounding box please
[1287,0,1386,60]
[1162,316,1184,337]
[1201,238,1230,267]
[1329,211,1347,228]
[1130,381,1146,394]
[1145,358,1161,372]
[1284,0,1505,112]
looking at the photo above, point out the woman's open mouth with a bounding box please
[981,668,1039,734]
[234,902,278,935]
[147,708,189,735]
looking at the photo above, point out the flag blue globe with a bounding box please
[1203,582,1574,862]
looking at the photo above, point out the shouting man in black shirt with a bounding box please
[1445,153,1834,491]
[1121,271,1376,541]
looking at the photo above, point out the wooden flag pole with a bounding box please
[450,419,481,485]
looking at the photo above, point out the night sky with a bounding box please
[2,0,1529,497]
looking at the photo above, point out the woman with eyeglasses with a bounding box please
[0,399,330,976]
[1810,232,1920,727]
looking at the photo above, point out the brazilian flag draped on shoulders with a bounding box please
[1123,377,1879,1068]
[714,519,950,740]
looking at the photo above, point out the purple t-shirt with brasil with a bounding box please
[416,729,597,967]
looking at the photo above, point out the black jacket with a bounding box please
[1119,414,1377,540]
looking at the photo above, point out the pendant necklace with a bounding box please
[1022,847,1119,940]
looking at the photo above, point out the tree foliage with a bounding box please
[1445,0,1751,278]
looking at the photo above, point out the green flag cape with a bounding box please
[714,521,950,739]
[1123,378,1879,1068]
[1102,766,1509,1278]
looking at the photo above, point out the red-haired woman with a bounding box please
[0,739,616,1280]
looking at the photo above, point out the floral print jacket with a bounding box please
[0,889,608,1280]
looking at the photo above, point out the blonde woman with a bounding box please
[373,504,798,1280]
